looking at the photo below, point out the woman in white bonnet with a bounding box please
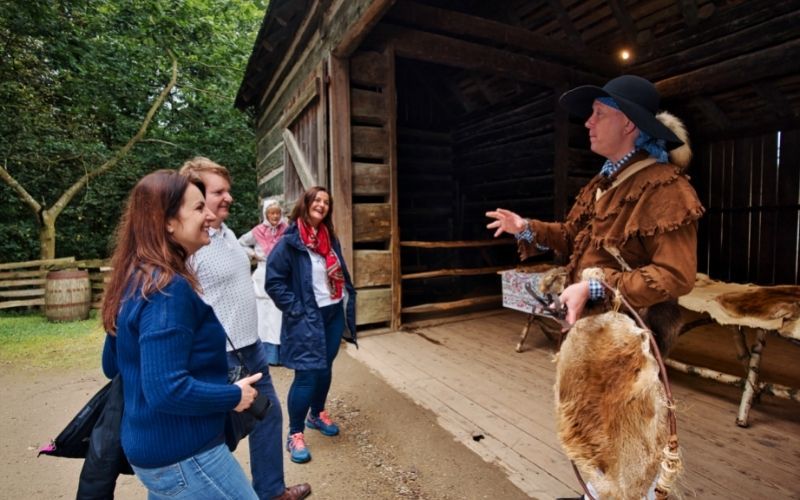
[238,197,287,365]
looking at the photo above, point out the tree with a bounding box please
[0,53,178,259]
[0,0,263,262]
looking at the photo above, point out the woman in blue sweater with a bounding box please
[101,170,262,499]
[266,186,357,464]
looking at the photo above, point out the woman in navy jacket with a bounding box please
[266,186,356,464]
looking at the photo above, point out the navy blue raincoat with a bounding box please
[265,223,357,370]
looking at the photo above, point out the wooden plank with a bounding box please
[0,288,44,298]
[352,126,389,160]
[355,287,391,325]
[401,239,515,248]
[353,203,391,242]
[386,46,402,331]
[316,64,329,189]
[0,278,46,288]
[402,266,512,280]
[332,0,397,58]
[376,25,600,89]
[401,294,502,314]
[730,137,752,283]
[775,129,800,284]
[757,133,779,284]
[0,298,44,309]
[328,54,353,270]
[349,50,389,87]
[352,162,389,195]
[384,1,615,75]
[0,270,44,280]
[282,128,316,191]
[353,250,391,287]
[552,85,569,220]
[351,88,386,125]
[656,38,800,98]
[0,257,75,271]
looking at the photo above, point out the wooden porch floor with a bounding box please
[348,309,800,500]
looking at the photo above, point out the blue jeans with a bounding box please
[287,303,344,434]
[132,443,258,500]
[227,340,285,499]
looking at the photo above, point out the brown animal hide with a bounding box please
[716,286,800,321]
[555,312,669,500]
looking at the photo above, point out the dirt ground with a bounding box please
[0,342,529,500]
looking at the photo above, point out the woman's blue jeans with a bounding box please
[287,302,344,434]
[131,443,258,500]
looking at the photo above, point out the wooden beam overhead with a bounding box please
[752,82,795,120]
[608,0,638,46]
[384,1,615,76]
[690,96,730,130]
[656,38,800,99]
[678,0,699,27]
[546,0,585,48]
[374,24,602,89]
[333,0,398,57]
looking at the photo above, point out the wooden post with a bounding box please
[328,54,353,270]
[386,45,402,331]
[552,84,570,220]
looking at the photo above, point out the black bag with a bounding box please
[223,343,272,452]
[39,379,112,459]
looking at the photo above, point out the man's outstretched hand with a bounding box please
[486,208,527,237]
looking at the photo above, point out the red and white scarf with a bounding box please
[298,219,344,300]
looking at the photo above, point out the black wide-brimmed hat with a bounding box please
[559,75,683,148]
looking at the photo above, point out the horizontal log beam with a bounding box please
[384,1,615,76]
[402,265,514,280]
[375,24,601,89]
[401,239,515,248]
[401,294,502,314]
[656,38,800,99]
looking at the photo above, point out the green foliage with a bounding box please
[0,310,104,369]
[0,0,266,262]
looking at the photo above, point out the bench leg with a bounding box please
[736,328,767,427]
[732,326,751,371]
[516,314,535,353]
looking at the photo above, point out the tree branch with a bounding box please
[47,50,179,220]
[0,158,42,216]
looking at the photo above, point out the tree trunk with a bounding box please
[39,211,56,260]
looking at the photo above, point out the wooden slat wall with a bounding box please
[695,128,800,285]
[0,258,109,311]
[348,49,395,327]
[452,91,558,240]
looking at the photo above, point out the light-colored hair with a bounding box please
[179,156,231,185]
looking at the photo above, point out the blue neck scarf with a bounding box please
[596,97,669,165]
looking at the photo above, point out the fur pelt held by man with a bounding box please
[554,312,674,500]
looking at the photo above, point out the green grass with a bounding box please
[0,310,105,370]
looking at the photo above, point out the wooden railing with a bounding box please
[399,239,515,314]
[0,257,111,311]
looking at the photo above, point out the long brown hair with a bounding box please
[289,186,336,240]
[102,170,205,334]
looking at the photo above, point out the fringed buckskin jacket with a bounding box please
[519,116,705,311]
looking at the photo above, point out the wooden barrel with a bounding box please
[44,269,92,322]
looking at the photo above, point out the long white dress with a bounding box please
[238,230,282,346]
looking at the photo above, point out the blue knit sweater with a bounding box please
[102,275,241,468]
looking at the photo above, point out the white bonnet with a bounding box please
[262,197,283,218]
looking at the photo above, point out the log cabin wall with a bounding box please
[693,129,800,285]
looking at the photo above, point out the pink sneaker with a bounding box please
[286,432,311,463]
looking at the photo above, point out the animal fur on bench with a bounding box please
[555,312,676,499]
[715,286,800,321]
